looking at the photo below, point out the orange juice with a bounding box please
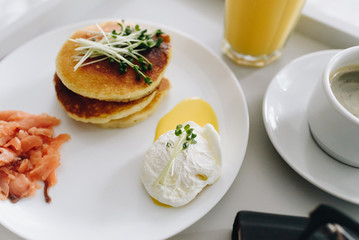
[223,0,306,66]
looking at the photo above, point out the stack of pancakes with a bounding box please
[54,21,172,128]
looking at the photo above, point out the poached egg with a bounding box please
[141,98,221,207]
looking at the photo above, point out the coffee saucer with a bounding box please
[263,49,359,204]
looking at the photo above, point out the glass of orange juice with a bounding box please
[223,0,306,67]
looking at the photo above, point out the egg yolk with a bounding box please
[155,98,219,141]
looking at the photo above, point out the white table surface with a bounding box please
[1,0,359,239]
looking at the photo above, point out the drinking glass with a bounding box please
[222,0,306,67]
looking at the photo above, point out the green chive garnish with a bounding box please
[71,21,164,85]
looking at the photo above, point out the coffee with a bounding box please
[330,65,359,118]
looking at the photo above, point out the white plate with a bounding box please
[0,19,249,239]
[263,49,359,205]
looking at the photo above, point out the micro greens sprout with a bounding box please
[70,21,164,85]
[171,124,197,150]
[155,124,198,186]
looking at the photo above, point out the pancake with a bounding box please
[96,77,171,128]
[56,20,172,102]
[54,73,157,124]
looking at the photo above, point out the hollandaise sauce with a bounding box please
[155,98,219,140]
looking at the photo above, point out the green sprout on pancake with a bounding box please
[70,21,164,85]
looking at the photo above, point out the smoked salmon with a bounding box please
[0,111,70,203]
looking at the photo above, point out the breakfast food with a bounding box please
[0,110,70,203]
[155,98,219,139]
[55,73,154,123]
[54,20,172,127]
[141,98,221,207]
[141,121,221,207]
[96,77,171,128]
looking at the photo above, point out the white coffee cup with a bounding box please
[308,46,359,167]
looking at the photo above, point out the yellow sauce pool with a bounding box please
[155,98,219,141]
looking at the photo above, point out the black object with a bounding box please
[298,204,359,240]
[232,210,309,240]
[232,205,359,240]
